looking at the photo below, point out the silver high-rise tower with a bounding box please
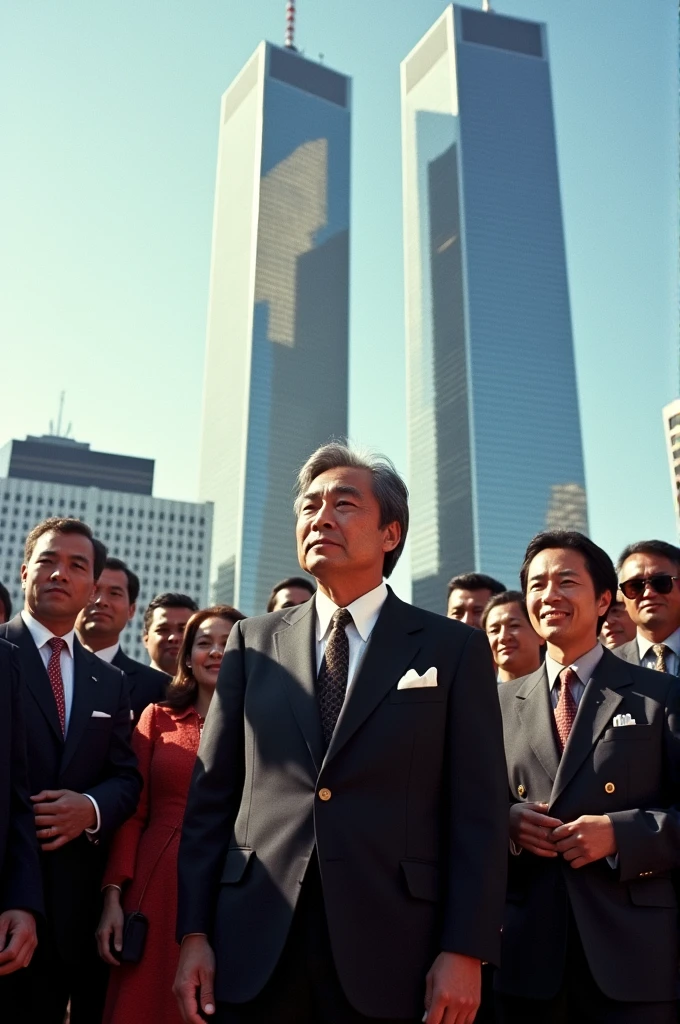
[401,5,587,611]
[199,39,351,614]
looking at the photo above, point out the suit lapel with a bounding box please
[324,592,423,765]
[274,602,324,774]
[550,650,628,806]
[61,640,98,774]
[515,667,560,783]
[6,615,63,742]
[113,648,137,699]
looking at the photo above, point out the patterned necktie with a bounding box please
[317,608,353,749]
[47,637,67,735]
[652,644,669,674]
[554,667,579,753]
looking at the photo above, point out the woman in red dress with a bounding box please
[96,604,245,1024]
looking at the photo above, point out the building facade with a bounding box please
[662,399,680,534]
[199,41,350,615]
[401,4,587,611]
[0,438,213,662]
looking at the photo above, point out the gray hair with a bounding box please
[294,442,409,578]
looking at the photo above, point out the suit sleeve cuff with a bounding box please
[83,794,101,835]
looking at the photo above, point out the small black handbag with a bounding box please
[118,910,149,964]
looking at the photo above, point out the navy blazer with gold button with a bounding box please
[496,647,680,1003]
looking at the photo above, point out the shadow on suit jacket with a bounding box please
[111,648,169,725]
[177,589,509,1019]
[496,648,680,1003]
[0,638,43,918]
[0,615,142,963]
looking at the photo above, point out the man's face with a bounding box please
[618,553,680,639]
[76,568,134,645]
[295,466,400,584]
[143,605,193,675]
[447,588,493,629]
[270,586,313,612]
[485,601,544,679]
[599,598,637,649]
[21,529,96,628]
[525,548,610,655]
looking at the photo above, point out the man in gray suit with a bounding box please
[613,540,680,675]
[174,443,508,1024]
[496,530,680,1023]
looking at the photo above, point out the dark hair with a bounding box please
[481,590,530,631]
[616,539,680,575]
[294,442,409,578]
[163,605,246,710]
[104,557,140,605]
[0,581,11,621]
[143,592,199,634]
[266,576,316,612]
[447,573,506,600]
[520,530,617,633]
[24,517,107,580]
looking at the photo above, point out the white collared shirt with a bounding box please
[21,609,76,731]
[315,581,388,694]
[636,627,680,676]
[93,642,120,665]
[545,643,604,709]
[21,609,101,834]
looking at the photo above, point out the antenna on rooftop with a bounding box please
[48,391,72,439]
[482,0,494,11]
[284,0,296,50]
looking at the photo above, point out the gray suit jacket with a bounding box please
[177,590,508,1017]
[496,648,680,1002]
[612,637,641,666]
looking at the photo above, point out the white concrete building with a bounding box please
[662,399,680,536]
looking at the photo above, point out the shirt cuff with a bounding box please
[509,840,523,856]
[83,794,101,834]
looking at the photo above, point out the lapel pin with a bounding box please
[91,676,97,682]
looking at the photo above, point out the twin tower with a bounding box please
[198,4,588,615]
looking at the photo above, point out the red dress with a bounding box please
[102,702,202,1024]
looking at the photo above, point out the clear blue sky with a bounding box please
[1,0,676,598]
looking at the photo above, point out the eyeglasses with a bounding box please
[619,574,679,600]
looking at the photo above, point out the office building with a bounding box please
[662,399,680,533]
[198,40,350,614]
[0,436,213,662]
[401,4,587,610]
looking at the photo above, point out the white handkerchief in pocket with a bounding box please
[397,667,438,689]
[91,710,112,719]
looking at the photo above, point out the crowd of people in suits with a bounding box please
[0,440,678,1024]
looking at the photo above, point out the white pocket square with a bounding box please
[397,667,438,689]
[91,710,111,718]
[612,713,636,727]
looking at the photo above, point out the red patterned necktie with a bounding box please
[47,637,67,735]
[554,666,579,753]
[317,608,353,749]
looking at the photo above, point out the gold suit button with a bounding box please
[604,782,615,794]
[318,788,332,802]
[517,785,526,797]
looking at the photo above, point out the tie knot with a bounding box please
[332,608,353,631]
[48,637,66,656]
[652,643,668,658]
[559,666,579,690]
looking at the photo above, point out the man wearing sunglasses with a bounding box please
[614,540,680,675]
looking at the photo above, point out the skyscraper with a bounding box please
[199,39,351,614]
[401,4,587,611]
[662,399,680,535]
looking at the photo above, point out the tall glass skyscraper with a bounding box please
[199,42,350,614]
[401,5,587,612]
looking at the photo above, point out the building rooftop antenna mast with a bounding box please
[284,0,297,50]
[482,0,494,11]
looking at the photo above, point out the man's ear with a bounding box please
[128,602,137,624]
[382,521,401,553]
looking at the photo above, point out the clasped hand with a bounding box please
[509,802,616,867]
[32,789,96,851]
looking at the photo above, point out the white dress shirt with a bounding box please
[315,581,388,694]
[93,641,120,664]
[21,609,101,834]
[636,627,680,676]
[545,643,604,709]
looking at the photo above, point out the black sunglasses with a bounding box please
[619,574,679,600]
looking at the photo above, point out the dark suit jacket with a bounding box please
[0,616,142,963]
[177,590,508,1018]
[0,639,43,918]
[496,648,680,1002]
[111,648,169,724]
